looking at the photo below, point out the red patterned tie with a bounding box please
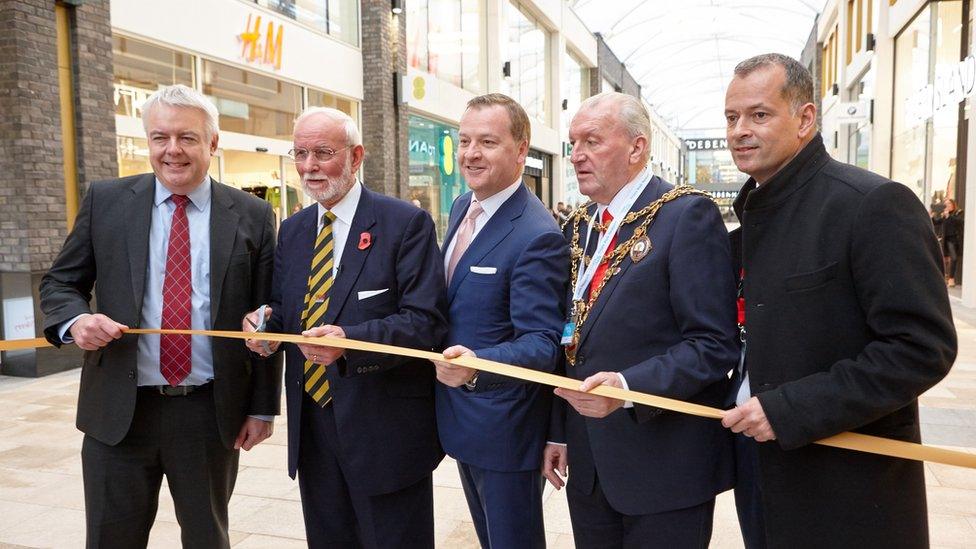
[160,194,192,386]
[588,209,618,299]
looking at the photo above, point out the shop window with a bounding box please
[504,2,548,122]
[846,0,875,64]
[202,60,302,141]
[222,150,297,224]
[254,0,359,47]
[408,115,467,240]
[406,0,482,93]
[847,66,875,170]
[112,35,194,118]
[822,28,839,97]
[891,0,964,206]
[307,88,360,129]
[561,50,588,131]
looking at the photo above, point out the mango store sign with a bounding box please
[906,55,976,125]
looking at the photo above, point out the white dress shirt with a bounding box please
[443,178,523,274]
[589,170,650,408]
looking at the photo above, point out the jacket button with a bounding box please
[577,354,585,362]
[127,370,135,380]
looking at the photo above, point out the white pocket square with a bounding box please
[470,266,497,275]
[357,288,389,300]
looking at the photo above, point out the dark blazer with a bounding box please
[39,173,282,448]
[267,185,447,495]
[552,176,738,516]
[436,184,569,472]
[733,134,956,547]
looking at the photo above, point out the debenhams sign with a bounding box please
[907,54,976,125]
[685,138,728,151]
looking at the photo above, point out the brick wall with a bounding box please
[360,0,408,198]
[0,0,116,273]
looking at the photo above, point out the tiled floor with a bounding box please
[1,300,975,548]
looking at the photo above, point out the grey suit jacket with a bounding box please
[39,173,282,448]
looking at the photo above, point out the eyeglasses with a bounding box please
[287,145,351,163]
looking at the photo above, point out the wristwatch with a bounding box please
[464,371,479,391]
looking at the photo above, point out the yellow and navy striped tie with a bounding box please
[300,211,337,406]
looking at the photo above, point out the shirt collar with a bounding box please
[317,180,362,227]
[472,178,522,219]
[153,176,212,211]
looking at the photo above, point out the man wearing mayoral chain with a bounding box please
[543,91,738,547]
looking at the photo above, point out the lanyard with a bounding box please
[570,167,652,302]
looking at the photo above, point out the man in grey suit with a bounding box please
[39,85,282,548]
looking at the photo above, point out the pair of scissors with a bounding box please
[245,304,273,356]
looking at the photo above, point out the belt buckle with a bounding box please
[158,385,190,396]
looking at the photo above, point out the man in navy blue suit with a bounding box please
[431,94,569,548]
[542,92,738,547]
[244,107,447,548]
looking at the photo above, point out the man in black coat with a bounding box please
[721,53,957,548]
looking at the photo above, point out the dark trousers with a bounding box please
[733,433,767,549]
[81,386,238,549]
[456,461,545,549]
[298,393,435,549]
[567,474,715,549]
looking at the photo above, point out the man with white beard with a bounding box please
[243,107,448,548]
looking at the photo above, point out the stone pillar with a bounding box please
[360,0,408,198]
[0,0,116,376]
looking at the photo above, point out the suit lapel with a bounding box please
[292,208,318,330]
[125,174,155,320]
[209,181,240,325]
[447,185,527,303]
[578,178,665,348]
[323,187,377,325]
[442,193,471,256]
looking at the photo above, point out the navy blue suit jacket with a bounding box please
[267,186,447,495]
[436,184,569,472]
[551,177,737,515]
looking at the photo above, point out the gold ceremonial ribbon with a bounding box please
[4,329,976,470]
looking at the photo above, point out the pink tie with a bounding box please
[447,201,484,284]
[160,194,192,386]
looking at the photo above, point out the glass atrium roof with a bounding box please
[570,0,822,133]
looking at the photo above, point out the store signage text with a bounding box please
[239,13,284,71]
[685,138,728,151]
[410,139,436,156]
[906,54,976,125]
[525,156,544,170]
[409,136,456,176]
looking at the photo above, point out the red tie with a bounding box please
[160,194,192,386]
[588,209,617,300]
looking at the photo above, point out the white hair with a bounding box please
[579,92,651,158]
[295,107,362,146]
[141,84,220,139]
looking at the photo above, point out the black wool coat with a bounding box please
[732,134,957,548]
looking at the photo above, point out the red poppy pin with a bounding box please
[358,231,372,250]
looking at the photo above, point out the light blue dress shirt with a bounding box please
[134,178,214,386]
[59,178,213,385]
